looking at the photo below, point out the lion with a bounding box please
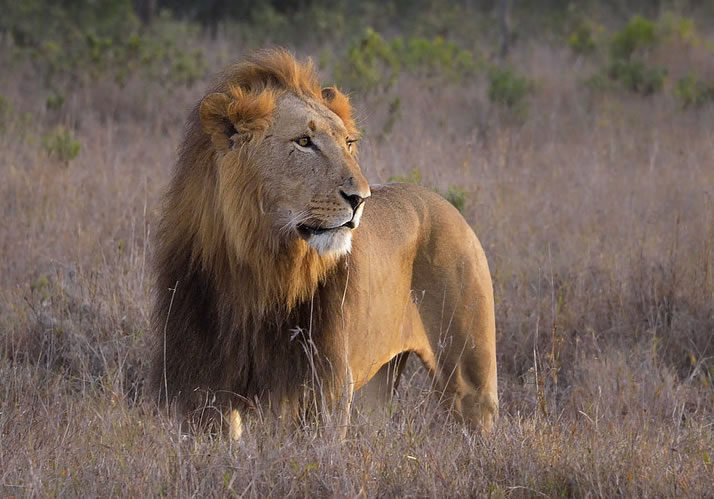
[150,49,498,438]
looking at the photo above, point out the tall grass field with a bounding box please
[1,3,713,496]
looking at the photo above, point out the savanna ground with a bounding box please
[1,2,713,496]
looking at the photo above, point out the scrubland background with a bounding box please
[1,0,713,496]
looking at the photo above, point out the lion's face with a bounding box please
[257,94,370,256]
[200,90,370,257]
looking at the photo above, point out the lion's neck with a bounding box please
[223,237,340,323]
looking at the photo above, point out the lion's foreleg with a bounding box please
[229,408,243,440]
[337,366,355,440]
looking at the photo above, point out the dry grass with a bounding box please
[1,35,713,496]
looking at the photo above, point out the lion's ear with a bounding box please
[200,89,276,153]
[321,87,337,102]
[200,93,237,153]
[321,86,357,137]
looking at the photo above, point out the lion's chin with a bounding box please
[304,227,352,257]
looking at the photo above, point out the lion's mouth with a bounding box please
[298,220,355,237]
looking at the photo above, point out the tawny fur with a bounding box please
[150,49,498,434]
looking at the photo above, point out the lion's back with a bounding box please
[357,182,482,257]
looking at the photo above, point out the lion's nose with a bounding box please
[340,190,364,210]
[340,176,371,211]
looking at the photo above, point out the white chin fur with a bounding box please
[307,229,352,256]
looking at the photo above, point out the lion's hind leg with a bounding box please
[414,343,498,432]
[411,246,499,431]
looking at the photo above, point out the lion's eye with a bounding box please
[346,138,357,152]
[295,136,312,148]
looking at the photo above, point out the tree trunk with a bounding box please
[498,0,511,61]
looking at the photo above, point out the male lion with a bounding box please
[151,49,497,438]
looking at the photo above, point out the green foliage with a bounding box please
[385,170,467,212]
[583,72,616,92]
[396,36,476,78]
[42,126,81,164]
[29,273,50,293]
[568,20,598,56]
[334,28,477,92]
[0,95,12,131]
[487,65,533,114]
[334,28,401,92]
[388,168,422,184]
[584,14,667,97]
[606,59,666,95]
[45,92,65,111]
[1,0,138,47]
[444,186,467,213]
[674,74,714,109]
[382,97,402,136]
[657,12,697,43]
[2,1,204,89]
[610,15,657,61]
[578,13,714,103]
[603,15,665,96]
[137,14,206,87]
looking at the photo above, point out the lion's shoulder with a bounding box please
[351,182,471,258]
[365,182,463,223]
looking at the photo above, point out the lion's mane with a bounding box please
[150,49,357,418]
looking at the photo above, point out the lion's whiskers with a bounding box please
[279,209,310,236]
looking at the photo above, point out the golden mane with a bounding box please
[151,49,357,419]
[215,48,358,137]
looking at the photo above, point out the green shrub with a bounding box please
[3,1,204,90]
[568,20,598,55]
[384,171,467,212]
[674,74,714,109]
[45,92,65,111]
[487,65,533,113]
[382,97,402,136]
[397,36,476,79]
[606,59,666,95]
[657,12,697,44]
[0,95,12,130]
[334,28,477,92]
[610,15,657,60]
[444,186,467,213]
[585,15,666,96]
[388,169,422,184]
[42,125,81,164]
[334,28,400,92]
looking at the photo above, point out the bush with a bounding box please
[568,20,598,56]
[42,125,80,164]
[45,92,65,111]
[610,15,657,61]
[584,15,667,96]
[606,59,666,95]
[606,15,665,96]
[674,74,714,109]
[2,1,204,90]
[334,28,401,92]
[487,65,533,114]
[385,170,467,212]
[396,36,476,80]
[387,168,422,184]
[657,12,697,44]
[444,186,467,213]
[334,28,477,92]
[0,95,12,131]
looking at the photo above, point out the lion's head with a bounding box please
[197,50,370,260]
